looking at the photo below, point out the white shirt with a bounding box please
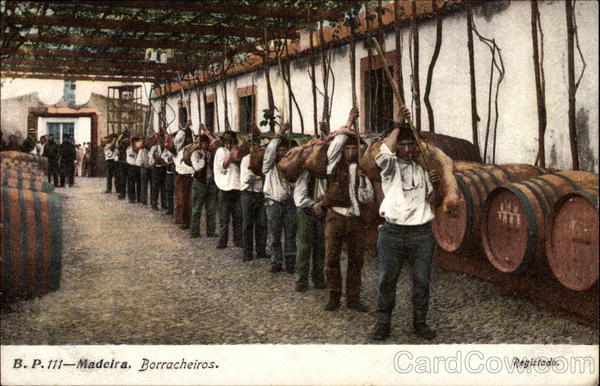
[262,138,291,202]
[126,146,138,166]
[174,144,194,175]
[160,148,174,165]
[135,148,150,168]
[326,134,373,216]
[213,147,240,191]
[293,170,326,208]
[174,129,187,153]
[375,143,433,225]
[240,154,263,193]
[104,143,118,161]
[148,144,162,166]
[191,150,206,172]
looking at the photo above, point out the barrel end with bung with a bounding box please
[432,177,470,253]
[546,189,599,291]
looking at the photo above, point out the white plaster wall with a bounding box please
[155,0,598,171]
[38,116,91,145]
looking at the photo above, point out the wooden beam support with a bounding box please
[1,72,154,83]
[13,48,145,61]
[3,57,184,71]
[1,64,174,77]
[4,14,295,39]
[13,33,243,52]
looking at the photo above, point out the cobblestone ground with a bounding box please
[1,178,598,345]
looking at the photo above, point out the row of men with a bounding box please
[35,135,93,178]
[103,106,441,341]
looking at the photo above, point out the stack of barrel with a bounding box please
[432,160,598,325]
[1,151,63,304]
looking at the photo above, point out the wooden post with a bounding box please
[424,0,444,133]
[264,27,276,132]
[565,0,579,170]
[466,0,481,156]
[393,0,405,110]
[319,20,330,130]
[308,22,318,134]
[531,0,547,167]
[411,0,421,131]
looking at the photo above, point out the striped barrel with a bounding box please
[546,188,599,291]
[0,151,47,171]
[1,187,63,303]
[1,159,46,175]
[481,171,598,274]
[432,164,546,253]
[1,168,55,192]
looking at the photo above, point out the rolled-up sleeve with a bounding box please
[358,175,375,204]
[326,134,348,174]
[262,138,280,175]
[214,147,227,175]
[241,154,257,185]
[293,171,315,208]
[191,151,205,172]
[374,143,396,181]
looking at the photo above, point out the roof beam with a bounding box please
[1,64,174,77]
[4,14,294,39]
[66,0,347,20]
[13,48,145,61]
[13,33,241,51]
[1,72,154,83]
[3,58,185,71]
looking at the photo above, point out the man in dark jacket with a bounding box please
[43,134,60,187]
[59,134,77,187]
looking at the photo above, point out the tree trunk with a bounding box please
[411,0,421,131]
[466,0,480,156]
[531,0,547,167]
[424,0,444,133]
[565,0,579,170]
[393,0,405,111]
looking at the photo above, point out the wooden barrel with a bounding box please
[545,188,598,291]
[420,132,482,163]
[1,187,63,303]
[0,151,47,171]
[481,170,598,274]
[1,168,55,192]
[2,162,46,177]
[432,164,545,253]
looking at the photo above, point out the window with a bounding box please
[205,101,215,133]
[47,122,75,143]
[63,80,76,106]
[238,94,255,134]
[365,67,394,133]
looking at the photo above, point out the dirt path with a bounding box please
[1,177,597,345]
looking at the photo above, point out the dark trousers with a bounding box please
[324,211,365,303]
[376,221,435,325]
[265,197,297,271]
[175,173,193,227]
[217,189,242,247]
[59,163,74,187]
[116,161,128,199]
[106,160,116,193]
[165,169,175,214]
[127,164,141,203]
[139,167,151,204]
[241,191,267,260]
[151,166,167,209]
[295,208,326,288]
[48,164,59,187]
[190,180,218,237]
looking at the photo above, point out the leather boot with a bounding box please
[413,308,436,340]
[371,312,391,340]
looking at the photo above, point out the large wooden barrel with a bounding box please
[420,132,482,163]
[1,187,63,303]
[432,164,546,253]
[1,168,55,192]
[0,151,47,171]
[545,188,598,291]
[481,170,598,274]
[1,161,46,176]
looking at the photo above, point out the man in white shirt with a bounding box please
[240,127,267,261]
[174,122,194,229]
[262,123,296,273]
[318,107,374,312]
[103,133,118,193]
[213,131,242,249]
[189,124,218,238]
[126,138,141,203]
[136,137,151,205]
[148,136,168,211]
[371,112,441,341]
[115,131,130,200]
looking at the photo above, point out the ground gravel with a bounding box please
[1,177,597,345]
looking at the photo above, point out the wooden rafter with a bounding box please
[4,14,295,39]
[1,65,173,77]
[3,58,183,71]
[13,48,145,61]
[1,72,154,83]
